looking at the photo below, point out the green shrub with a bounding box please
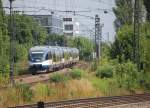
[139,72,150,91]
[70,68,83,80]
[96,64,114,78]
[114,61,139,92]
[49,73,68,83]
[34,83,51,98]
[15,84,33,102]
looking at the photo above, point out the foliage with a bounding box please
[70,68,83,80]
[101,42,111,58]
[143,73,150,90]
[12,15,47,62]
[49,73,69,83]
[34,83,51,99]
[110,25,134,62]
[96,64,114,78]
[113,0,143,30]
[68,37,94,60]
[0,0,10,74]
[114,61,139,92]
[91,57,143,92]
[0,64,9,86]
[113,0,134,29]
[111,23,150,71]
[45,34,68,46]
[0,2,49,75]
[12,15,47,45]
[144,0,150,21]
[89,76,122,96]
[15,84,33,102]
[140,22,150,71]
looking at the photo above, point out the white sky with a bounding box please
[2,0,116,41]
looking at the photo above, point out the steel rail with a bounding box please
[10,93,150,108]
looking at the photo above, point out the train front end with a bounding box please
[28,46,51,74]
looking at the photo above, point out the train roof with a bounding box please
[29,46,50,52]
[29,46,79,53]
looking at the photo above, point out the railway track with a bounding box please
[14,68,71,84]
[14,62,85,85]
[0,62,86,89]
[10,93,150,108]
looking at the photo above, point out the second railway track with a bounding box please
[11,93,150,108]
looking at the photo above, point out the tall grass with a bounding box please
[89,76,129,96]
[0,78,101,107]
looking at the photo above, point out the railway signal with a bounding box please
[95,14,103,59]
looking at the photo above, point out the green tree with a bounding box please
[144,0,150,21]
[68,37,94,60]
[110,25,134,62]
[0,0,10,74]
[113,0,134,29]
[140,22,150,71]
[113,0,144,30]
[111,23,150,71]
[8,14,48,62]
[46,34,68,46]
[14,15,47,45]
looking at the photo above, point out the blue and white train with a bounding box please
[28,46,79,74]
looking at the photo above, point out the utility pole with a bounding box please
[133,0,140,70]
[9,0,15,86]
[95,14,102,59]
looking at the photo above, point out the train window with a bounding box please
[53,53,56,62]
[53,52,59,62]
[48,52,52,59]
[31,52,44,61]
[45,54,48,60]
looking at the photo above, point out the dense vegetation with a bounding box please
[109,0,150,91]
[143,0,150,21]
[0,0,94,76]
[0,0,150,107]
[112,0,150,70]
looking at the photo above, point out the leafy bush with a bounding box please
[114,61,139,92]
[139,71,150,91]
[70,68,83,80]
[15,84,33,102]
[49,73,68,83]
[96,64,114,78]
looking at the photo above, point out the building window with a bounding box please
[63,18,72,22]
[65,24,73,31]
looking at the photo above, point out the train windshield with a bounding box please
[30,52,44,62]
